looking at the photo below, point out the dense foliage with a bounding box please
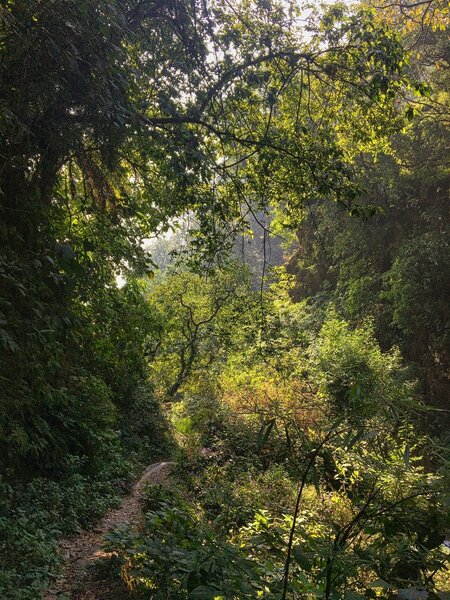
[286,63,449,428]
[107,268,449,599]
[0,0,448,598]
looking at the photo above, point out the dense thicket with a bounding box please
[0,0,411,473]
[107,264,448,599]
[0,0,448,598]
[286,16,450,430]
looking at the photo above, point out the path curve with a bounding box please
[44,461,174,600]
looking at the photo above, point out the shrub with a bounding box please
[309,314,417,420]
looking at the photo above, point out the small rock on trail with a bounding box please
[43,461,174,600]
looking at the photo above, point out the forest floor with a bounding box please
[43,461,174,600]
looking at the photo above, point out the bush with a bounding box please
[107,433,448,599]
[309,314,417,420]
[0,379,173,599]
[0,460,127,599]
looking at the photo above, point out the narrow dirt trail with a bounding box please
[44,461,174,600]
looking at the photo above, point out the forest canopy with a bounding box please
[0,1,448,599]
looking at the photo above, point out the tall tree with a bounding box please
[0,0,413,472]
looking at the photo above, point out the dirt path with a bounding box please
[44,461,174,600]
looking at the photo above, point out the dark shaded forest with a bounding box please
[0,1,448,598]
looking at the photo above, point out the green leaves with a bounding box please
[174,416,194,435]
[405,105,416,121]
[1,2,446,598]
[55,243,75,260]
[292,545,312,571]
[256,418,276,451]
[189,586,220,599]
